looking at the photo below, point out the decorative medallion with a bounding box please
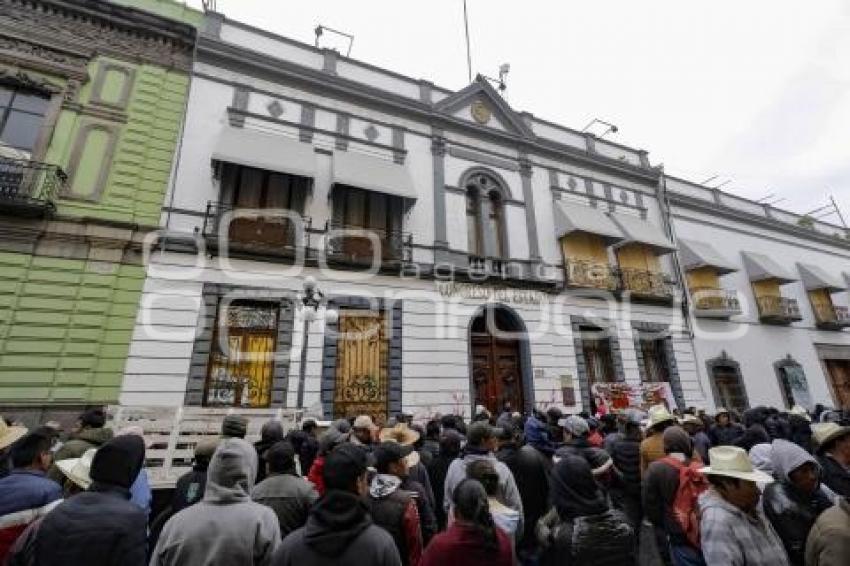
[619,190,629,203]
[567,177,578,190]
[470,100,491,124]
[364,124,379,141]
[267,100,284,118]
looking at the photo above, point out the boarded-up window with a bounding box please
[333,310,389,421]
[204,301,278,408]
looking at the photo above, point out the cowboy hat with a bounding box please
[379,423,420,467]
[714,407,729,417]
[811,422,850,454]
[701,446,774,483]
[789,405,811,422]
[680,414,703,427]
[353,415,379,432]
[56,448,97,489]
[647,405,676,429]
[0,417,27,451]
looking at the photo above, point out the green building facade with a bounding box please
[0,0,197,424]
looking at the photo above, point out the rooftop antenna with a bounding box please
[463,0,473,83]
[805,195,847,228]
[756,192,775,203]
[700,175,718,185]
[708,179,731,190]
[314,24,354,57]
[201,0,216,12]
[481,63,511,94]
[581,118,619,138]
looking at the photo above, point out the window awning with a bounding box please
[741,251,796,284]
[332,151,416,200]
[678,239,738,275]
[797,262,846,292]
[609,212,676,255]
[553,201,625,245]
[211,127,318,179]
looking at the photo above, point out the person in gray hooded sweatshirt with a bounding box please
[151,438,280,566]
[762,439,834,566]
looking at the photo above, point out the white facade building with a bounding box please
[119,10,850,420]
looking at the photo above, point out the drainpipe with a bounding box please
[656,166,710,404]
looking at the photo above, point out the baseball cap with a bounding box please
[558,415,589,437]
[467,421,495,446]
[373,441,414,470]
[323,443,368,491]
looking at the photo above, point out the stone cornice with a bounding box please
[197,35,661,187]
[0,0,196,72]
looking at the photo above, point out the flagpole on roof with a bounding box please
[463,0,473,83]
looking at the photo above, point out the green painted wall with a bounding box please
[0,252,144,404]
[0,0,196,408]
[49,58,191,227]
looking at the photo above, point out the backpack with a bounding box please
[660,456,709,549]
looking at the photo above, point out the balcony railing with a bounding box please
[0,157,65,216]
[202,202,310,256]
[618,267,675,302]
[757,296,803,324]
[324,222,412,266]
[564,259,618,291]
[691,287,742,318]
[813,303,850,331]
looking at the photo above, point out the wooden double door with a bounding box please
[471,334,523,415]
[825,359,850,409]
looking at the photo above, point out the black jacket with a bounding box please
[818,453,850,497]
[497,443,552,549]
[708,423,743,446]
[34,483,147,566]
[537,507,634,566]
[762,481,833,566]
[171,467,208,513]
[426,454,455,530]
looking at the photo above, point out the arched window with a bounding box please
[463,170,508,258]
[466,187,482,256]
[487,190,505,258]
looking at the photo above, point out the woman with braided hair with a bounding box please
[421,478,514,566]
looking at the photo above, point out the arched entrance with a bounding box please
[469,305,531,415]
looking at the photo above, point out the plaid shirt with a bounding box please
[699,490,790,566]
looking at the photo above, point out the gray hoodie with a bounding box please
[151,438,281,566]
[770,439,819,482]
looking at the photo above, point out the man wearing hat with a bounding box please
[708,407,744,448]
[812,422,850,497]
[0,431,62,560]
[699,446,789,566]
[352,415,379,451]
[640,405,677,475]
[47,408,113,483]
[555,415,616,488]
[368,441,423,566]
[172,438,218,513]
[0,417,27,479]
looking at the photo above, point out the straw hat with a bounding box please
[379,424,420,467]
[701,446,774,483]
[680,414,703,427]
[56,448,97,490]
[353,415,379,432]
[0,417,27,451]
[811,422,850,454]
[647,405,676,429]
[714,407,729,418]
[789,405,811,422]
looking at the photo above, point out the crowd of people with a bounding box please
[0,402,849,566]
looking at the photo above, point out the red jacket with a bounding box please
[306,456,325,496]
[421,522,514,566]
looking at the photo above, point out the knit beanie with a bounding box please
[90,435,145,489]
[221,415,248,439]
[80,408,106,429]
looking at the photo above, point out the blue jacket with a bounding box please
[129,468,152,517]
[0,470,62,516]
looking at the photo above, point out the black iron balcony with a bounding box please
[691,287,742,318]
[618,267,676,302]
[324,222,412,267]
[564,259,618,291]
[813,303,850,331]
[202,201,310,257]
[0,157,65,217]
[757,296,803,324]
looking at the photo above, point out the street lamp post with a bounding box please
[296,276,337,410]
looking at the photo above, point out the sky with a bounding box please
[187,0,850,223]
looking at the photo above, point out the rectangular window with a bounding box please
[0,85,49,153]
[640,338,670,383]
[333,309,389,421]
[776,364,811,409]
[332,186,403,261]
[204,301,279,408]
[219,163,309,249]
